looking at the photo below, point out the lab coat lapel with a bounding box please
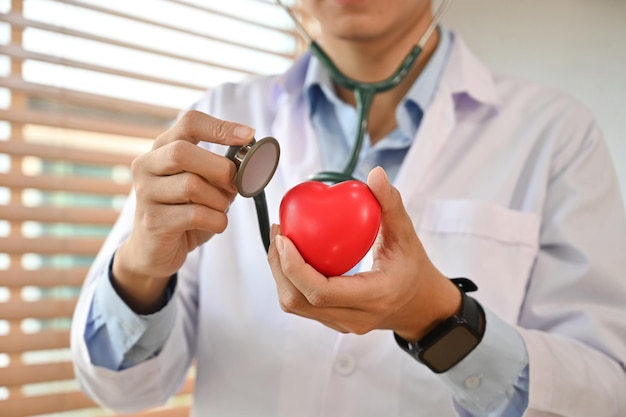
[271,87,323,192]
[394,85,455,202]
[356,87,455,273]
[391,33,501,205]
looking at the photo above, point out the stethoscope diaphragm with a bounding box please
[226,136,280,198]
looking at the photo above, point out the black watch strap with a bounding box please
[394,278,485,373]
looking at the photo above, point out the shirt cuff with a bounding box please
[85,255,178,370]
[438,306,529,416]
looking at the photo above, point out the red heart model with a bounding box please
[279,180,382,276]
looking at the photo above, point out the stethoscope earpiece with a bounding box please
[226,137,280,198]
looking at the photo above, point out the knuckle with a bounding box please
[132,181,147,200]
[279,291,304,313]
[305,289,328,307]
[180,173,201,199]
[130,154,145,178]
[139,207,162,233]
[173,110,201,137]
[280,256,300,277]
[187,204,205,225]
[211,119,231,142]
[350,323,373,336]
[166,140,189,164]
[178,110,201,132]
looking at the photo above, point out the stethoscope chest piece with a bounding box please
[226,137,280,197]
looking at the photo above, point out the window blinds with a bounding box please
[0,1,298,415]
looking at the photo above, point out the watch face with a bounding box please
[418,324,480,374]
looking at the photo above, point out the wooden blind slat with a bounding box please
[0,298,77,320]
[0,43,209,92]
[162,0,290,35]
[0,330,70,353]
[0,363,195,393]
[0,361,75,387]
[0,172,132,195]
[0,268,89,288]
[129,407,193,417]
[56,0,295,59]
[0,236,105,255]
[0,139,136,166]
[1,395,193,417]
[0,108,166,138]
[2,203,120,225]
[0,74,180,120]
[0,12,259,76]
[0,391,97,417]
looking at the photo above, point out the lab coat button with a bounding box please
[334,353,356,376]
[464,375,481,389]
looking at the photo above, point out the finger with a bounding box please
[269,235,381,333]
[367,166,415,246]
[268,234,335,314]
[267,234,313,313]
[137,202,229,236]
[274,235,368,308]
[136,140,237,191]
[270,223,281,242]
[153,110,255,150]
[136,171,235,210]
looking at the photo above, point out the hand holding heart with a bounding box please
[268,167,462,342]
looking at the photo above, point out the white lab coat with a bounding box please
[71,34,626,416]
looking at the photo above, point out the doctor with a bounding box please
[71,0,626,416]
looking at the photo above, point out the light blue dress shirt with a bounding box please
[85,27,529,417]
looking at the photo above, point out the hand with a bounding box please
[113,110,255,313]
[268,167,462,342]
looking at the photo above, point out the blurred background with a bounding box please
[444,0,626,200]
[0,0,624,416]
[0,1,298,416]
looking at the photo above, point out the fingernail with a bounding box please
[233,125,254,140]
[378,166,391,190]
[275,235,285,254]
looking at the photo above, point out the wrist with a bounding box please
[111,244,172,314]
[394,278,486,374]
[395,274,463,343]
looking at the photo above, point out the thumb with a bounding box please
[367,166,412,244]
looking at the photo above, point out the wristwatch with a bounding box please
[394,278,485,374]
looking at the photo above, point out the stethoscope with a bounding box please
[225,0,454,253]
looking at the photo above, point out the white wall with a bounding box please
[443,0,626,204]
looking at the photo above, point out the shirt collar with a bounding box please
[276,27,502,112]
[303,25,453,117]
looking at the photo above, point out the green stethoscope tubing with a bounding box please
[276,0,454,183]
[251,43,423,252]
[307,42,423,183]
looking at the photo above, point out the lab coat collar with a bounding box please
[276,51,312,96]
[443,32,502,108]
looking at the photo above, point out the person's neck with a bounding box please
[320,25,439,144]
